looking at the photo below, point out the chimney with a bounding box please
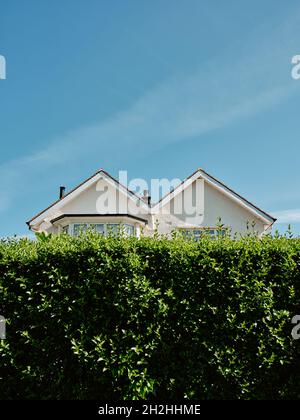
[59,186,66,199]
[143,189,151,205]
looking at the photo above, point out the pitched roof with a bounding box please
[27,168,149,227]
[151,168,276,224]
[27,167,276,229]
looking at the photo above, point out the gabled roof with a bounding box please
[27,168,150,228]
[151,168,276,225]
[27,167,276,230]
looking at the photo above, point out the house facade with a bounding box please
[27,168,276,238]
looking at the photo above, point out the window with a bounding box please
[106,223,120,236]
[181,229,202,241]
[65,222,136,237]
[123,224,135,237]
[62,225,69,234]
[106,223,135,237]
[90,223,105,235]
[180,228,227,241]
[73,223,89,236]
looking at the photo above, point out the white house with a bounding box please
[27,168,276,238]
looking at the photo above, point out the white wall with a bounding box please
[32,174,270,237]
[202,181,266,235]
[35,176,151,234]
[154,178,267,237]
[62,177,149,218]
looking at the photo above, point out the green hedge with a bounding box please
[1,232,300,400]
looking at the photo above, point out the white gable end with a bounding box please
[61,176,147,216]
[203,180,266,234]
[27,168,275,237]
[152,171,274,237]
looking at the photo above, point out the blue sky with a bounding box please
[1,0,300,236]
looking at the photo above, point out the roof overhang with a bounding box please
[151,168,276,225]
[50,213,148,225]
[27,167,276,231]
[27,169,150,229]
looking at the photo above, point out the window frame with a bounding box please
[66,222,135,237]
[179,227,228,240]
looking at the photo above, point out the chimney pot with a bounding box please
[143,190,151,205]
[59,186,66,199]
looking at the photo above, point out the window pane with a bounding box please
[90,223,105,235]
[181,230,192,238]
[180,229,200,241]
[193,230,202,241]
[181,228,227,240]
[73,224,88,236]
[62,225,69,234]
[95,224,105,235]
[107,223,119,236]
[124,224,135,236]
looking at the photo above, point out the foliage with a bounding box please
[1,232,300,399]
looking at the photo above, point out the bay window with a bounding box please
[67,222,135,237]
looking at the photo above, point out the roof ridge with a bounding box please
[27,168,149,226]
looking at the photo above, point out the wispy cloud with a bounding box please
[1,9,300,214]
[273,209,300,223]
